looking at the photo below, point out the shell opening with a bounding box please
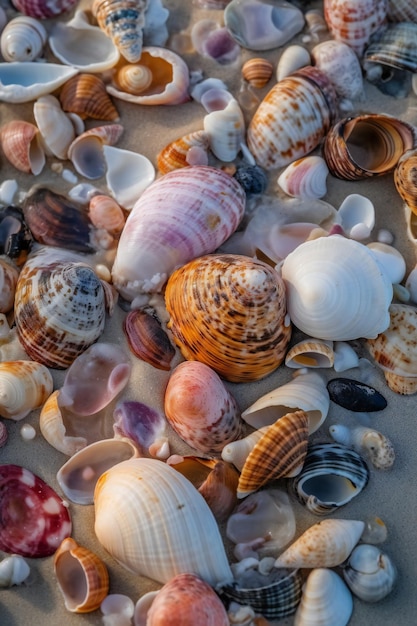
[301,475,359,505]
[55,551,87,611]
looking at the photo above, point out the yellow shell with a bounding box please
[165,253,292,383]
[242,57,274,88]
[59,73,119,121]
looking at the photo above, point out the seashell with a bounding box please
[326,377,387,412]
[0,120,45,175]
[94,457,234,586]
[113,400,169,459]
[387,0,417,21]
[233,163,268,195]
[201,88,245,163]
[0,554,30,587]
[236,410,309,499]
[11,0,78,19]
[274,518,365,569]
[88,195,126,233]
[311,39,364,101]
[113,63,153,94]
[165,253,291,383]
[157,130,210,175]
[103,144,155,210]
[111,166,245,299]
[92,0,148,63]
[0,420,7,448]
[285,338,334,369]
[333,341,360,372]
[0,15,47,62]
[323,113,416,181]
[33,94,75,160]
[54,537,109,613]
[107,46,190,105]
[22,187,94,253]
[292,442,369,515]
[67,123,124,179]
[221,425,266,471]
[102,594,135,623]
[294,568,353,626]
[277,156,329,200]
[123,308,175,370]
[49,9,120,73]
[329,424,395,470]
[323,0,387,57]
[363,22,417,86]
[59,73,119,121]
[281,235,393,341]
[0,463,72,557]
[145,573,229,625]
[164,360,244,454]
[242,371,330,434]
[342,544,397,603]
[394,147,417,215]
[366,303,417,394]
[0,256,19,314]
[337,193,375,240]
[370,241,407,283]
[276,44,311,82]
[14,246,106,369]
[0,360,53,421]
[0,62,78,103]
[242,57,274,88]
[40,390,88,456]
[304,9,329,39]
[224,0,305,51]
[247,66,338,170]
[191,19,241,65]
[57,438,138,505]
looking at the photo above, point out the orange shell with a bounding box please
[59,73,119,121]
[242,57,274,88]
[157,130,210,175]
[0,119,45,174]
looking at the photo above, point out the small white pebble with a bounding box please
[20,424,36,441]
[95,264,112,282]
[377,228,394,245]
[62,168,78,184]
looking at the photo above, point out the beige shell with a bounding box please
[394,148,417,216]
[33,95,76,160]
[88,195,126,233]
[92,0,147,63]
[59,73,120,121]
[54,537,109,613]
[39,390,87,456]
[0,257,19,314]
[0,360,53,421]
[242,57,274,88]
[165,254,292,383]
[0,120,45,175]
[294,568,353,626]
[285,338,334,369]
[156,130,210,175]
[113,63,153,94]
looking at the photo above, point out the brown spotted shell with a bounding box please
[394,148,417,215]
[59,73,119,121]
[165,253,292,383]
[242,57,274,88]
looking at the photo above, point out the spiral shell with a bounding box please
[329,424,395,470]
[0,15,47,62]
[165,253,292,383]
[113,63,153,94]
[157,130,210,175]
[285,338,334,369]
[394,148,417,215]
[242,57,274,88]
[323,0,387,56]
[59,73,119,121]
[0,120,45,175]
[92,0,147,63]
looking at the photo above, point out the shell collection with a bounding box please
[1,0,416,624]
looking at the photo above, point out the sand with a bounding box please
[1,0,417,624]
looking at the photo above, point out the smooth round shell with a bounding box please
[123,309,175,370]
[242,57,274,88]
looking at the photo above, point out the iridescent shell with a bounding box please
[242,57,274,88]
[0,360,53,421]
[394,148,417,215]
[157,130,210,175]
[0,15,47,62]
[0,120,45,175]
[165,254,291,383]
[113,400,169,458]
[247,66,338,170]
[326,377,387,412]
[111,166,246,299]
[323,114,416,180]
[294,568,353,626]
[59,73,119,121]
[191,19,240,65]
[92,0,147,63]
[123,308,176,370]
[0,62,78,103]
[11,0,78,19]
[323,0,387,56]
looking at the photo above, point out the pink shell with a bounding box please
[0,464,72,557]
[11,0,78,19]
[0,120,45,175]
[323,0,387,56]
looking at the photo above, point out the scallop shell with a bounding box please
[323,113,416,180]
[285,338,334,369]
[276,44,311,82]
[157,130,210,175]
[342,544,397,603]
[165,253,291,383]
[0,15,47,62]
[394,148,417,215]
[164,360,244,454]
[0,360,53,421]
[311,39,364,101]
[281,235,393,341]
[292,442,369,515]
[93,457,234,586]
[14,247,106,369]
[67,123,124,179]
[123,308,176,370]
[54,538,109,613]
[241,371,330,434]
[202,89,245,162]
[0,62,78,103]
[294,568,353,626]
[323,0,387,56]
[92,0,147,63]
[329,424,395,470]
[40,390,87,456]
[274,518,365,569]
[33,94,76,160]
[59,73,119,121]
[247,66,338,170]
[277,156,329,200]
[242,57,274,88]
[0,120,45,175]
[111,166,245,299]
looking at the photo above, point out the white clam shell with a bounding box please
[0,554,30,587]
[103,145,155,210]
[202,89,245,162]
[294,568,353,626]
[94,457,234,586]
[33,95,76,160]
[276,44,311,81]
[277,155,329,199]
[342,544,397,602]
[0,15,47,62]
[281,235,393,341]
[338,194,375,240]
[0,360,53,421]
[0,62,78,103]
[312,39,364,100]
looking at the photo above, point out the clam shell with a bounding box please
[326,377,387,412]
[277,156,329,200]
[394,147,417,215]
[113,399,169,459]
[156,130,210,175]
[67,123,124,179]
[0,62,78,104]
[338,193,375,239]
[40,390,87,456]
[323,0,387,56]
[0,120,45,175]
[242,57,274,88]
[294,568,353,626]
[123,308,176,371]
[247,66,338,170]
[94,457,234,586]
[0,360,53,421]
[0,554,30,587]
[54,538,109,613]
[165,253,291,383]
[0,15,47,62]
[292,442,369,515]
[323,113,416,180]
[33,94,76,160]
[274,518,365,569]
[342,544,397,603]
[92,0,147,63]
[11,0,78,19]
[281,235,393,341]
[59,73,119,121]
[111,166,245,299]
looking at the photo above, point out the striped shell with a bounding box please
[11,0,78,19]
[0,15,47,62]
[59,73,119,121]
[157,130,210,175]
[123,309,176,370]
[0,120,45,175]
[394,148,417,215]
[294,568,353,626]
[323,0,387,56]
[363,22,417,77]
[242,57,274,88]
[111,166,245,299]
[247,66,338,170]
[92,0,147,63]
[113,63,153,94]
[387,0,417,21]
[165,253,292,383]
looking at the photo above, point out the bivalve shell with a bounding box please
[123,308,176,370]
[0,360,53,421]
[294,568,353,626]
[277,156,329,200]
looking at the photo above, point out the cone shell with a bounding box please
[323,114,416,181]
[165,253,292,383]
[294,568,353,626]
[237,410,309,498]
[157,130,210,175]
[92,0,147,63]
[54,538,109,613]
[59,73,119,121]
[94,458,234,586]
[394,148,417,215]
[0,360,53,421]
[274,518,365,569]
[0,120,45,175]
[242,57,274,88]
[247,66,338,170]
[323,0,387,56]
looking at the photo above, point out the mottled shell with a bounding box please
[123,309,176,370]
[92,0,147,63]
[0,257,19,314]
[165,253,292,383]
[59,73,119,121]
[242,57,274,88]
[0,15,47,62]
[111,166,246,299]
[311,39,364,101]
[294,568,353,626]
[11,0,78,19]
[14,247,106,369]
[0,120,45,175]
[0,360,53,421]
[247,66,338,170]
[323,0,387,56]
[157,130,210,175]
[323,114,416,180]
[394,148,417,215]
[54,537,109,613]
[329,424,395,470]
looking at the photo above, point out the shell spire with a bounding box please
[92,0,148,63]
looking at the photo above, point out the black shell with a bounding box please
[327,377,387,412]
[0,205,32,264]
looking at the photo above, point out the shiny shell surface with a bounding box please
[323,0,387,56]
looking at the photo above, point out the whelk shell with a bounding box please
[165,253,291,383]
[0,120,45,175]
[294,568,353,626]
[394,147,417,215]
[59,73,119,121]
[0,360,53,421]
[92,0,147,63]
[342,543,397,603]
[0,62,78,104]
[323,0,387,56]
[0,15,47,62]
[156,130,210,175]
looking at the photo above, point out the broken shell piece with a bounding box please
[294,568,353,626]
[33,94,76,160]
[0,62,78,103]
[0,120,45,175]
[40,390,87,456]
[0,554,30,587]
[277,156,329,199]
[285,338,334,369]
[103,145,155,209]
[367,241,406,284]
[0,360,53,421]
[68,124,124,179]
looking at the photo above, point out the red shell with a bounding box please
[11,0,78,18]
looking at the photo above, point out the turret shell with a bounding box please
[0,15,47,62]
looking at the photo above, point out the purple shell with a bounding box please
[11,0,78,19]
[0,464,72,557]
[113,400,166,455]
